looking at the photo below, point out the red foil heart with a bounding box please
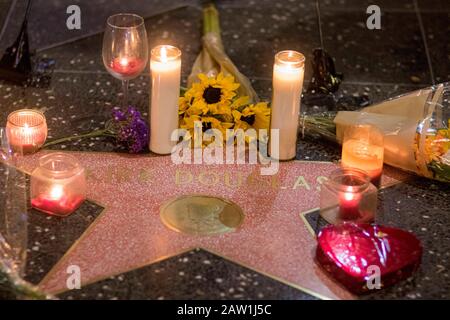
[316,223,422,295]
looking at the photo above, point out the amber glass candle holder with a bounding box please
[320,168,378,225]
[341,124,384,187]
[6,109,47,154]
[31,153,86,217]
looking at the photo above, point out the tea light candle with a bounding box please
[341,125,384,186]
[109,56,146,79]
[339,186,362,220]
[149,45,181,154]
[270,50,305,160]
[320,168,378,224]
[6,109,47,154]
[30,153,86,217]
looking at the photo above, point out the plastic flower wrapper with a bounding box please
[44,106,149,153]
[187,1,258,103]
[299,83,450,182]
[180,1,270,145]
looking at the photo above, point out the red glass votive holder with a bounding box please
[320,168,378,224]
[31,153,86,217]
[6,109,47,154]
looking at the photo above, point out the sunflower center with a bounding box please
[241,114,256,125]
[202,121,212,132]
[203,86,222,104]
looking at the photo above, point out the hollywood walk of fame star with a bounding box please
[17,151,406,299]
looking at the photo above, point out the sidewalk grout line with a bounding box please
[35,3,192,53]
[50,69,427,88]
[412,0,436,85]
[0,0,17,43]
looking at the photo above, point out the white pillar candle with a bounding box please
[149,45,181,154]
[270,50,305,160]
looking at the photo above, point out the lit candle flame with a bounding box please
[22,123,32,134]
[49,185,64,200]
[343,186,356,201]
[344,191,355,201]
[119,57,129,67]
[160,46,168,63]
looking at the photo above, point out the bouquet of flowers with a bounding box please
[178,2,270,143]
[300,83,450,182]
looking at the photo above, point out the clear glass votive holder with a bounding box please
[341,124,384,187]
[30,153,86,217]
[320,168,378,225]
[6,109,47,154]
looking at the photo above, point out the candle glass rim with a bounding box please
[275,50,305,68]
[7,109,46,128]
[38,152,84,178]
[106,13,145,30]
[328,167,371,193]
[343,124,384,145]
[151,45,182,62]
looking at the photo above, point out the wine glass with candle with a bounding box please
[102,14,148,107]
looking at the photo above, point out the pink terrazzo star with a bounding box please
[18,151,406,299]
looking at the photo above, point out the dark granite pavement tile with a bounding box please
[24,200,103,284]
[39,3,319,80]
[59,248,320,300]
[0,0,12,38]
[251,77,422,107]
[323,0,447,13]
[0,73,150,152]
[418,0,450,12]
[218,5,320,80]
[303,177,450,299]
[0,0,197,54]
[38,6,202,75]
[320,9,432,85]
[419,12,450,83]
[215,0,314,10]
[320,0,415,12]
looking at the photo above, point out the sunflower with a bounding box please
[188,72,240,115]
[238,102,271,131]
[180,115,233,145]
[178,73,271,147]
[231,110,251,131]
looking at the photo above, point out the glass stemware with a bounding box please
[102,14,148,107]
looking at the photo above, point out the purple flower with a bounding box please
[111,106,149,153]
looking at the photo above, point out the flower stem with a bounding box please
[203,1,220,35]
[43,129,113,148]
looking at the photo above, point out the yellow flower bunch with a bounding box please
[414,119,450,181]
[179,73,270,142]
